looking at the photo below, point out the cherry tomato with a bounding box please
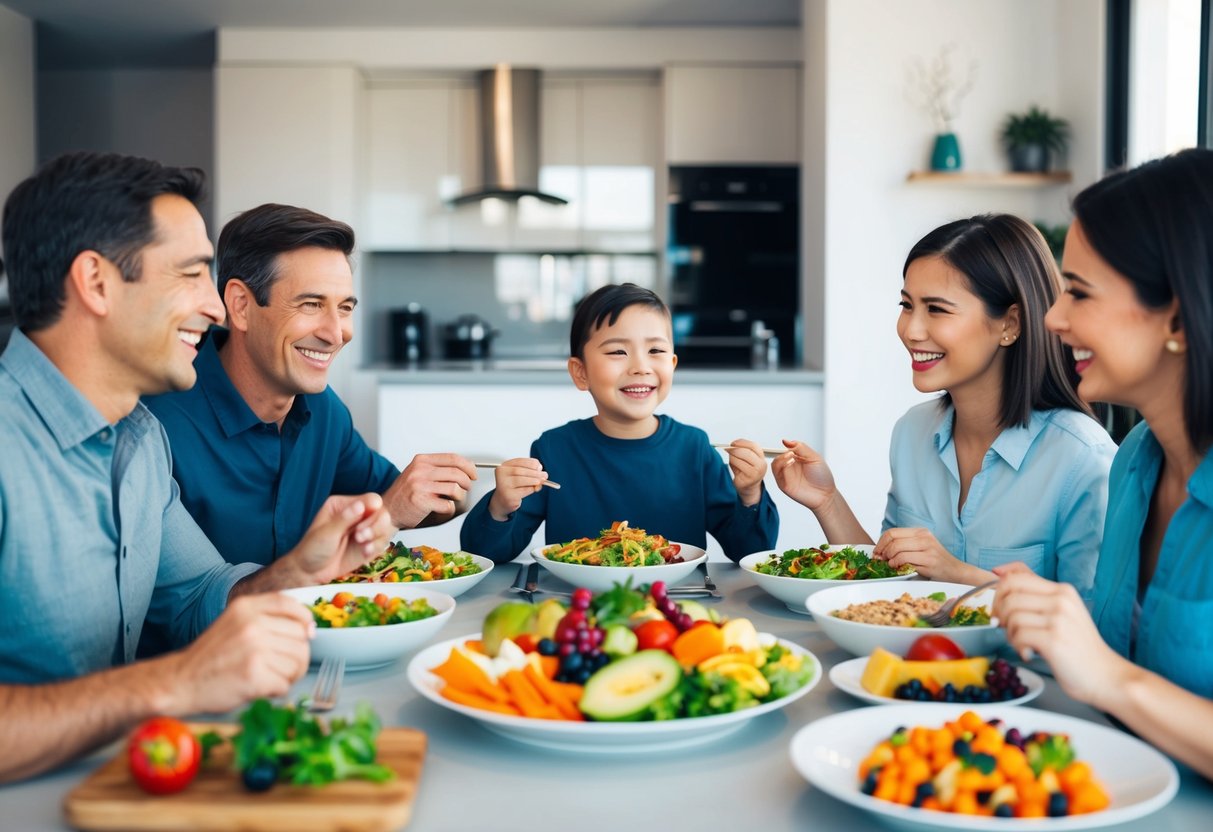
[905,634,966,662]
[127,717,201,795]
[514,633,540,653]
[634,619,679,653]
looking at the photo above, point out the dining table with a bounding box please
[3,556,1211,832]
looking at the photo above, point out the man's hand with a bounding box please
[159,593,313,715]
[384,453,477,529]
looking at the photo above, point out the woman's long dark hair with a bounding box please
[903,214,1091,429]
[1072,148,1213,453]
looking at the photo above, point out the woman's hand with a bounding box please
[487,458,550,521]
[992,565,1133,708]
[872,527,986,584]
[772,439,837,511]
[723,438,767,506]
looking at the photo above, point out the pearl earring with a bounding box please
[1165,338,1183,354]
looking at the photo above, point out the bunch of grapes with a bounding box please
[649,582,694,632]
[538,588,608,684]
[985,658,1029,700]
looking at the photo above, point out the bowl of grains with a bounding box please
[806,581,1006,657]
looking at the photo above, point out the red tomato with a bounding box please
[634,619,679,652]
[905,634,966,662]
[127,717,201,795]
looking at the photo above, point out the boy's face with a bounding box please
[568,304,677,433]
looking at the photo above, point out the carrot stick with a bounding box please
[524,665,584,721]
[441,686,522,716]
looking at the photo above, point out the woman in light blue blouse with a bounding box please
[995,149,1213,778]
[775,214,1115,595]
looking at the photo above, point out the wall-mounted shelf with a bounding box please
[906,171,1073,187]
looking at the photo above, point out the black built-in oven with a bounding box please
[667,166,800,367]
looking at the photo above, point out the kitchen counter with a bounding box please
[3,558,1210,831]
[368,360,824,385]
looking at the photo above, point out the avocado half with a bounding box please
[579,649,682,721]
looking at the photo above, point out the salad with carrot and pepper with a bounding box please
[542,520,684,567]
[331,543,482,583]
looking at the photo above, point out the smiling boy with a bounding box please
[460,283,779,562]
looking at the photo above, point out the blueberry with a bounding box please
[994,803,1014,818]
[560,652,584,673]
[861,771,879,795]
[574,667,593,684]
[537,638,558,656]
[952,738,971,758]
[241,760,278,793]
[976,789,993,805]
[915,781,935,799]
[1048,791,1070,817]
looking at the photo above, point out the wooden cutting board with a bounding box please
[63,724,426,832]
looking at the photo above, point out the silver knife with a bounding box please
[510,563,530,592]
[522,561,540,603]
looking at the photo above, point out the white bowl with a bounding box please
[790,703,1178,831]
[282,584,456,670]
[828,655,1045,707]
[530,542,707,593]
[739,546,917,615]
[409,632,820,753]
[806,580,1005,658]
[332,552,494,599]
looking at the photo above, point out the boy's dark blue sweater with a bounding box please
[460,415,779,563]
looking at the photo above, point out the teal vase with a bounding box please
[930,132,962,171]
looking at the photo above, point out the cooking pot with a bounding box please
[442,314,498,360]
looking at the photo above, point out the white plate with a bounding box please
[531,542,707,593]
[282,584,455,671]
[829,656,1044,707]
[408,632,820,753]
[807,581,1006,658]
[740,546,916,615]
[333,552,494,599]
[789,703,1178,831]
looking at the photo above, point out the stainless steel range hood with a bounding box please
[450,65,569,206]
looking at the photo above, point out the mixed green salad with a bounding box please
[332,543,482,583]
[752,545,911,580]
[542,520,683,567]
[310,591,439,628]
[913,591,993,627]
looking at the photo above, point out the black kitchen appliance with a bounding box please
[389,303,430,364]
[667,166,800,367]
[442,313,498,360]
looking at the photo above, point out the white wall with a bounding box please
[0,5,35,214]
[804,0,1105,536]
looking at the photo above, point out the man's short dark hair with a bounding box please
[1,151,206,331]
[216,204,355,306]
[569,283,669,359]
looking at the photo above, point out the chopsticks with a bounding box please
[711,443,792,457]
[473,462,561,489]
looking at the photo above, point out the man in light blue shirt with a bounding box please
[0,152,395,782]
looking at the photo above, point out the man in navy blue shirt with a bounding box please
[145,204,476,566]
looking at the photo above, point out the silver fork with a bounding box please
[698,561,718,594]
[309,656,345,712]
[920,580,999,628]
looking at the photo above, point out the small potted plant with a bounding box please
[1001,106,1069,172]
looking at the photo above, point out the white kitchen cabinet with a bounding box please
[378,379,825,556]
[665,65,801,164]
[215,66,362,226]
[363,75,658,253]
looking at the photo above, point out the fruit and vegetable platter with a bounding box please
[407,581,821,752]
[752,545,911,580]
[331,543,484,583]
[541,520,684,566]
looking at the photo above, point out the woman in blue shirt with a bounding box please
[775,214,1115,595]
[995,149,1213,778]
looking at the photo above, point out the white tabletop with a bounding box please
[3,559,1211,831]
